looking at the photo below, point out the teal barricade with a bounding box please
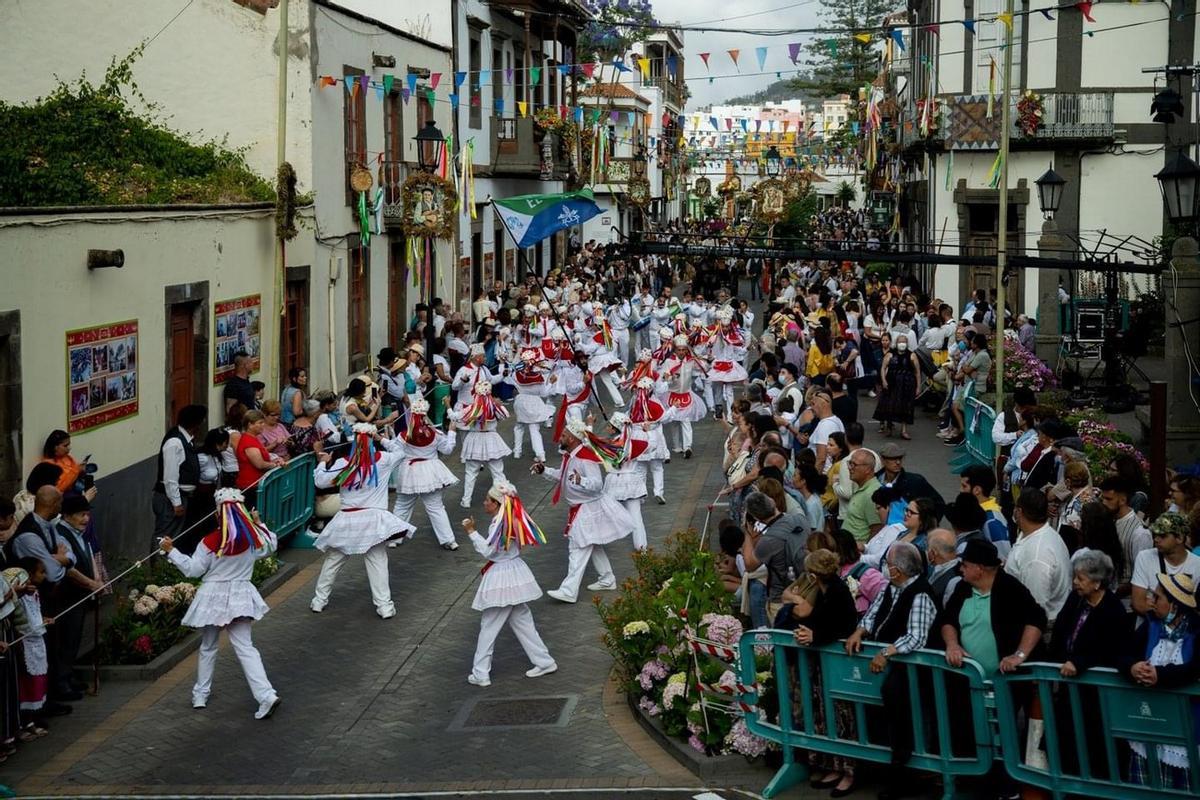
[992,663,1200,799]
[949,383,996,473]
[737,630,995,799]
[257,452,315,544]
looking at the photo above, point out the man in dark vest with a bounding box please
[53,495,103,700]
[845,541,937,799]
[152,404,207,545]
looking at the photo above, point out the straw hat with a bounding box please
[1158,572,1197,609]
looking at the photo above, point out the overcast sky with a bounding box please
[655,0,824,111]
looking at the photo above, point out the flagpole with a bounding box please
[490,199,612,427]
[995,0,1014,414]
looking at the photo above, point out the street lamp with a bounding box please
[1151,86,1186,124]
[414,120,445,173]
[1034,165,1066,220]
[1155,148,1200,224]
[764,145,782,177]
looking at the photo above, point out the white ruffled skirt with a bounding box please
[567,495,634,546]
[667,391,708,423]
[461,430,512,462]
[514,394,554,424]
[472,557,543,610]
[396,459,458,494]
[313,507,415,555]
[709,359,749,383]
[605,466,647,501]
[181,580,270,628]
[631,427,670,461]
[588,352,622,373]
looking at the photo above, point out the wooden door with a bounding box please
[282,278,308,374]
[168,306,194,425]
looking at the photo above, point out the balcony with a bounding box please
[380,159,407,230]
[932,91,1115,150]
[640,76,685,111]
[490,116,569,180]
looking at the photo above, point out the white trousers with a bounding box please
[670,421,693,451]
[718,383,736,420]
[471,603,555,681]
[392,490,456,546]
[513,423,546,461]
[462,459,506,506]
[556,538,615,601]
[312,542,394,615]
[595,370,625,407]
[624,498,647,550]
[193,621,274,705]
[700,378,715,410]
[647,459,665,496]
[613,328,630,367]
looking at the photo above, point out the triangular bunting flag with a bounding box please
[470,93,480,106]
[890,29,905,50]
[383,74,394,94]
[854,32,871,43]
[406,74,418,95]
[449,93,459,110]
[725,118,732,130]
[710,116,719,130]
[343,76,354,94]
[480,69,491,85]
[558,64,570,78]
[926,24,940,35]
[667,54,678,76]
[996,12,1013,29]
[699,52,711,70]
[426,89,435,106]
[375,84,384,101]
[610,110,619,123]
[637,57,650,78]
[788,42,802,63]
[754,119,762,132]
[1076,1,1095,21]
[728,49,740,67]
[359,75,370,92]
[1040,8,1055,19]
[613,59,631,73]
[455,71,466,88]
[431,73,442,90]
[756,46,768,71]
[505,67,513,84]
[320,75,336,88]
[401,87,410,104]
[582,62,596,78]
[517,100,527,117]
[495,98,504,115]
[963,19,976,33]
[531,66,541,85]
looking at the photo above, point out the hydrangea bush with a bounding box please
[594,530,774,759]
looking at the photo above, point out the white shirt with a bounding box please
[863,522,906,569]
[161,427,196,507]
[1005,523,1072,623]
[1131,547,1200,594]
[809,415,846,470]
[1114,511,1153,585]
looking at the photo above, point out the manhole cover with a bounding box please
[449,695,577,731]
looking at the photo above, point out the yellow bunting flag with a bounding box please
[854,32,872,43]
[637,57,650,78]
[517,100,527,117]
[996,11,1013,29]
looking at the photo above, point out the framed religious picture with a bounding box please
[755,178,787,223]
[783,172,809,200]
[400,172,458,239]
[213,294,262,384]
[628,176,651,207]
[66,320,139,433]
[693,176,711,198]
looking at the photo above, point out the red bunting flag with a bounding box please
[582,62,596,78]
[431,73,441,90]
[728,49,740,67]
[1076,1,1095,21]
[320,76,336,87]
[925,24,940,35]
[699,52,711,70]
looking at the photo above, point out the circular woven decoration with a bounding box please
[350,165,374,193]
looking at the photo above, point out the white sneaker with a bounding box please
[526,662,558,678]
[655,495,666,505]
[192,695,207,710]
[460,500,471,509]
[868,390,877,398]
[467,674,491,687]
[388,538,405,548]
[377,606,396,620]
[513,450,523,460]
[254,695,281,720]
[587,580,617,592]
[441,541,460,551]
[309,599,326,613]
[547,589,576,603]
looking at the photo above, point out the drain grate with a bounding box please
[449,695,577,731]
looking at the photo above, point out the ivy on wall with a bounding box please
[0,49,274,207]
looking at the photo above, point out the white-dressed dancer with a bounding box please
[599,413,650,550]
[607,297,633,367]
[462,481,557,687]
[577,312,625,408]
[389,397,460,550]
[506,348,556,463]
[707,306,750,422]
[159,489,280,718]
[627,376,672,503]
[451,344,495,408]
[454,379,511,508]
[536,419,635,603]
[689,318,717,414]
[660,335,709,458]
[311,424,416,618]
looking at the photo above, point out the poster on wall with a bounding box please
[66,319,139,434]
[213,294,261,384]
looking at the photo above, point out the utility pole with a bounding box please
[994,0,1014,412]
[273,0,289,396]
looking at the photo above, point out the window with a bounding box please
[384,90,403,202]
[492,46,503,116]
[469,35,482,129]
[348,237,370,372]
[973,0,1022,94]
[343,66,367,205]
[282,276,308,374]
[388,238,408,348]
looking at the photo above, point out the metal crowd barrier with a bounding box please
[736,630,1200,800]
[736,630,994,799]
[993,663,1200,799]
[257,452,315,543]
[949,384,997,472]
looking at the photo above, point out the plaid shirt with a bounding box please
[860,576,937,654]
